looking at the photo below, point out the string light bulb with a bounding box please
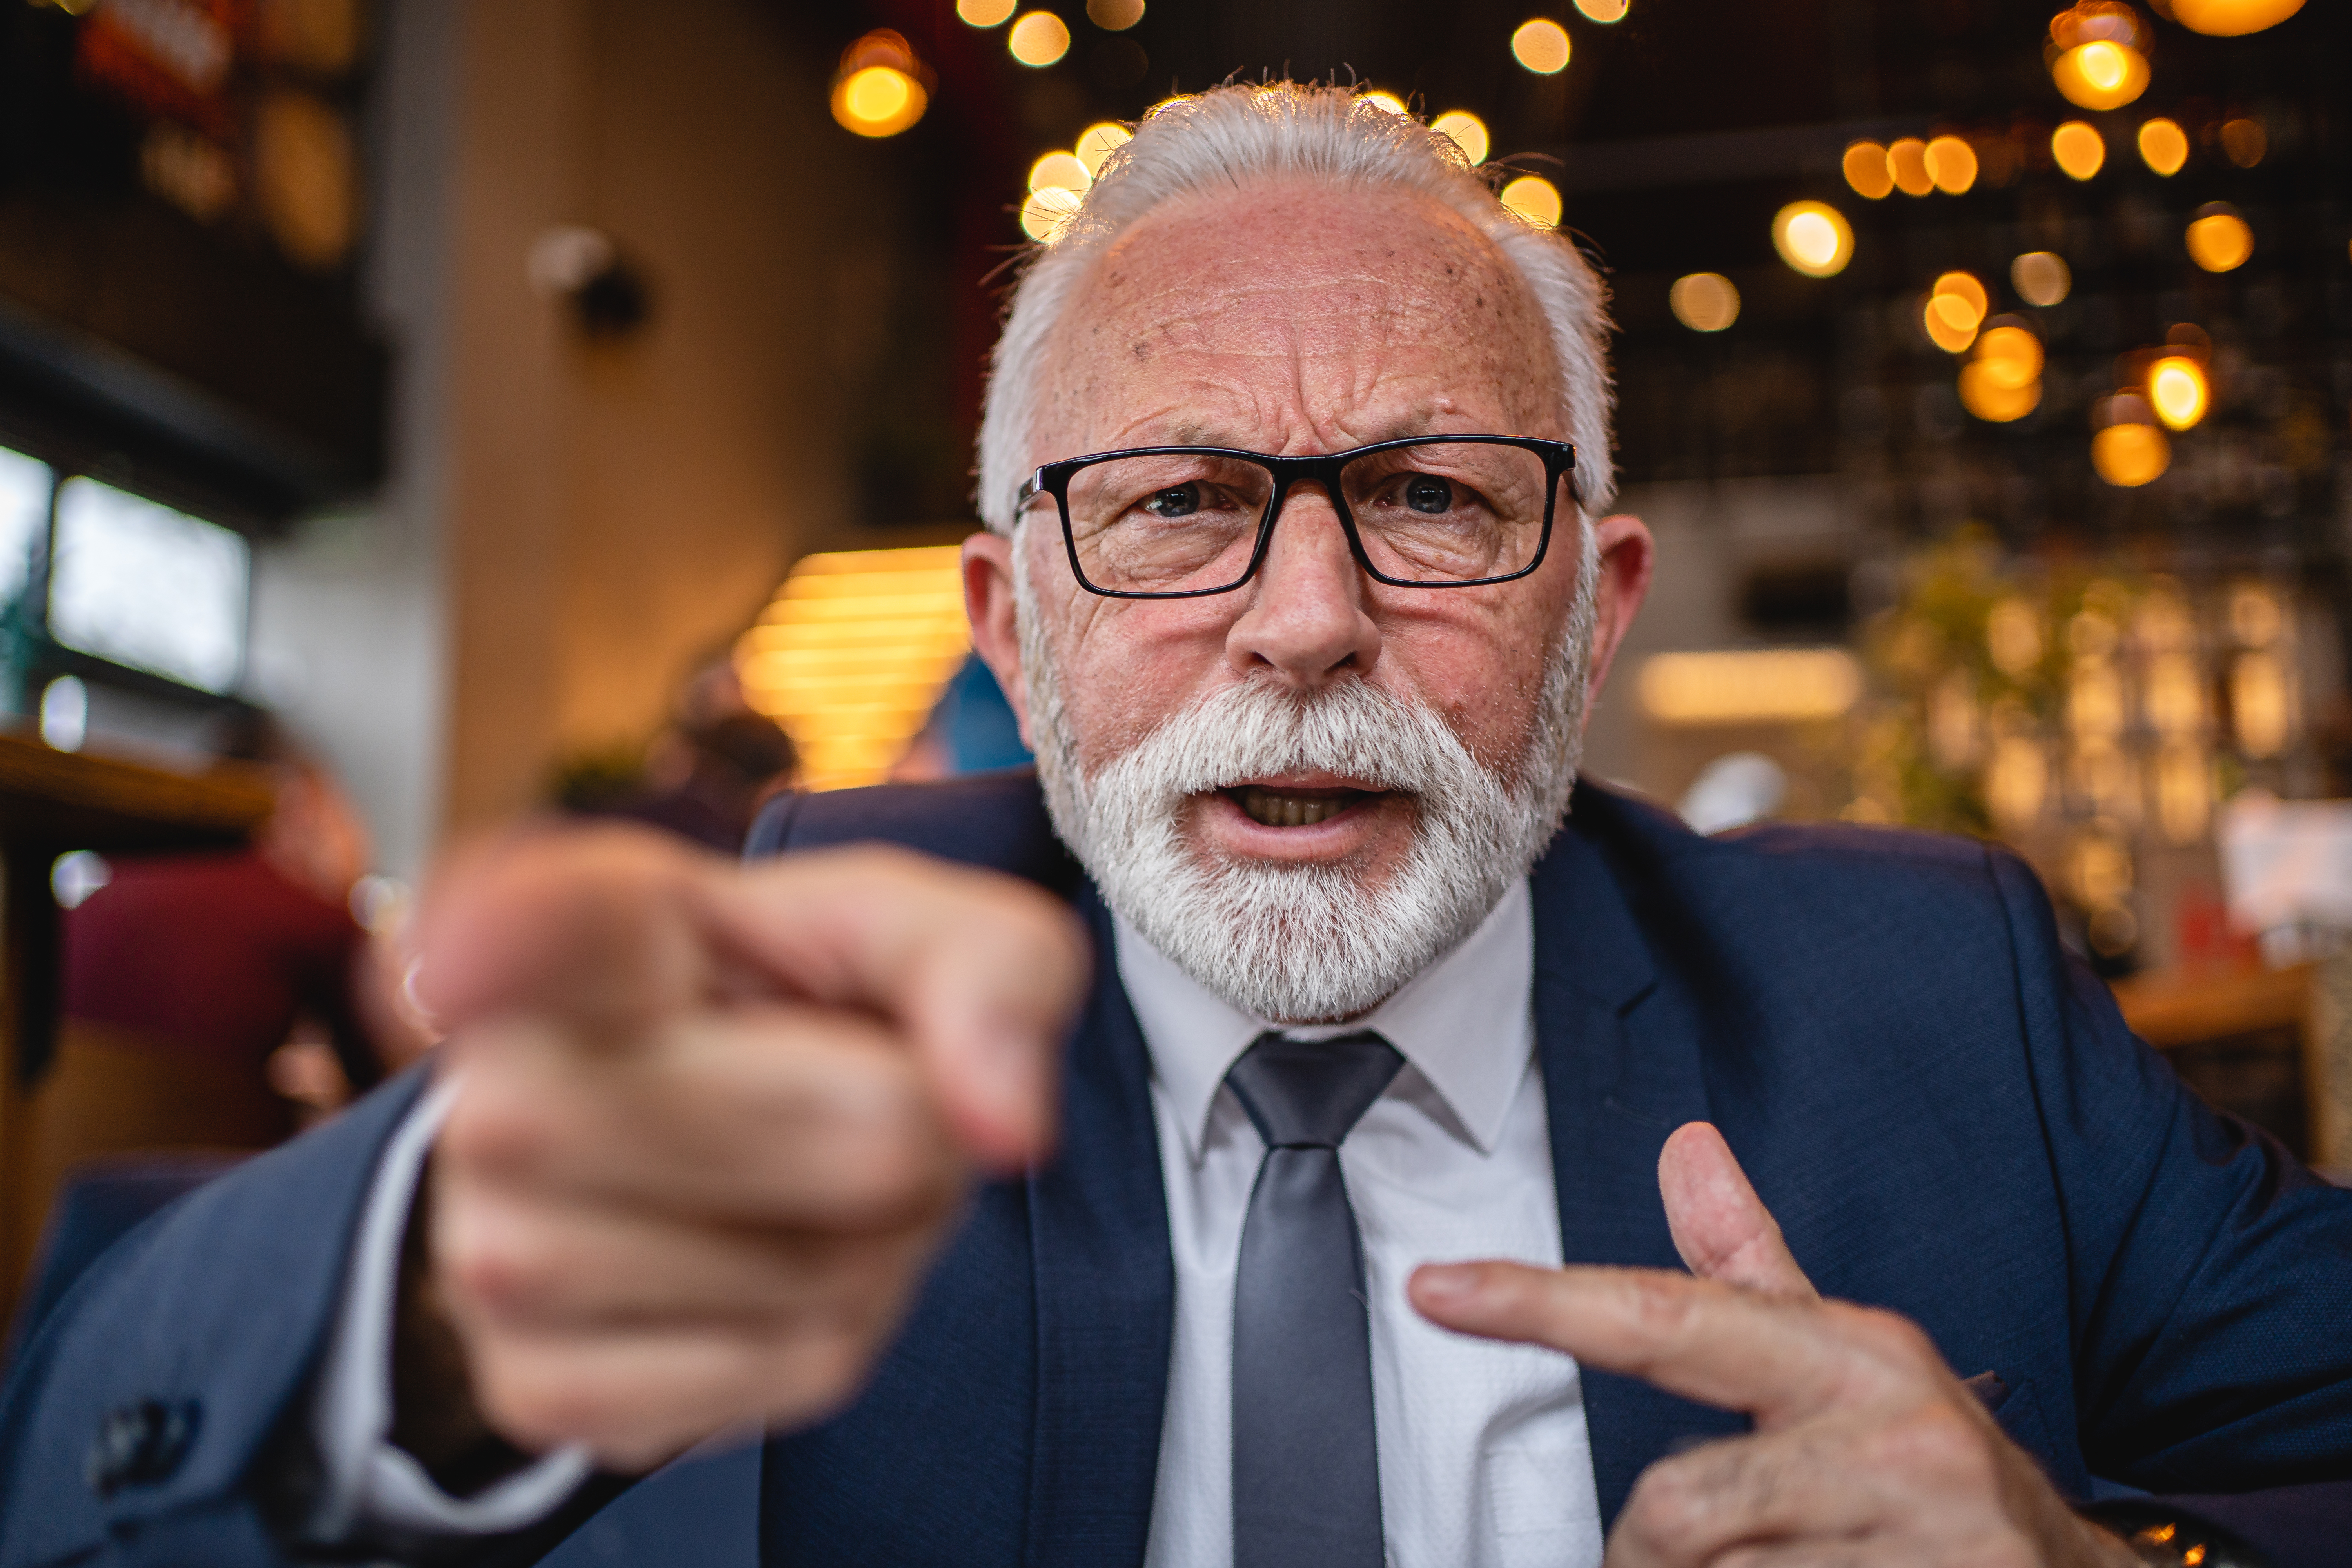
[1771,201,1853,276]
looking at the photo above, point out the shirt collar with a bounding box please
[1112,878,1535,1163]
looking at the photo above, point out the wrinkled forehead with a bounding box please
[1034,178,1561,454]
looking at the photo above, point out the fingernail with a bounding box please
[1415,1264,1479,1302]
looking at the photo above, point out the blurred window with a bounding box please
[0,446,53,610]
[50,478,249,694]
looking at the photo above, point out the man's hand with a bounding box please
[407,826,1089,1474]
[1408,1123,2136,1567]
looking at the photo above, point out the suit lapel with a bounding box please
[1531,809,1746,1524]
[1022,885,1175,1567]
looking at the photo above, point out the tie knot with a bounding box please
[1225,1031,1404,1150]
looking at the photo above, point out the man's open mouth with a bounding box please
[1227,785,1379,827]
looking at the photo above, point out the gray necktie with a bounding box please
[1225,1030,1405,1568]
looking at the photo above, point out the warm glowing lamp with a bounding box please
[1887,137,1933,196]
[2168,0,2304,34]
[830,33,930,138]
[1499,174,1562,229]
[1431,111,1490,165]
[2137,117,2188,175]
[1976,325,2044,389]
[1960,362,2042,422]
[2051,121,2105,180]
[956,0,1017,23]
[2011,251,2071,306]
[1574,0,1628,19]
[2091,396,2169,487]
[1007,11,1071,65]
[2050,40,2149,109]
[1771,201,1853,277]
[1669,272,1740,332]
[1075,122,1132,177]
[1842,141,1893,200]
[1511,19,1572,74]
[2185,204,2253,272]
[1925,135,1978,194]
[2147,355,2209,430]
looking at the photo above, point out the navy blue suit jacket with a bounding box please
[4,772,2349,1566]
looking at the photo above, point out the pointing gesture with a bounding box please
[1410,1124,2136,1567]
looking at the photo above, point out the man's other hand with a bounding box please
[409,827,1089,1473]
[1408,1123,2136,1567]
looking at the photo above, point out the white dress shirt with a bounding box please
[1124,878,1602,1568]
[322,879,1602,1567]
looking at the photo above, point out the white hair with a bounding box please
[973,81,1616,531]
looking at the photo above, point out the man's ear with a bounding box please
[963,530,1035,749]
[1581,512,1654,720]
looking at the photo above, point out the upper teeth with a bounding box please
[1238,788,1350,827]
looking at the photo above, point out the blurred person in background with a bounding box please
[26,723,416,1226]
[571,653,799,853]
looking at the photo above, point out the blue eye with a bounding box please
[1403,476,1453,514]
[1143,485,1201,517]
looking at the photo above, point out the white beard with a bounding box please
[1014,524,1599,1024]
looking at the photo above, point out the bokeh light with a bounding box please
[1771,201,1853,277]
[1511,19,1572,74]
[2137,117,2188,175]
[1499,174,1563,229]
[832,65,927,137]
[1075,122,1132,177]
[1085,0,1145,29]
[1887,137,1933,196]
[2220,117,2267,167]
[2185,204,2254,272]
[2167,0,2304,34]
[2147,355,2210,430]
[1925,272,1988,354]
[1029,151,1091,193]
[1431,111,1490,165]
[1019,184,1083,242]
[1843,141,1893,200]
[956,0,1017,24]
[1960,361,2042,422]
[2011,250,2072,306]
[1669,272,1740,332]
[1007,11,1071,65]
[1574,0,1628,19]
[1976,325,2043,389]
[2050,40,2149,110]
[1357,90,1408,116]
[2091,396,2169,487]
[1925,135,1978,194]
[2051,121,2105,181]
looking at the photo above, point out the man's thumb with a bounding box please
[1658,1122,1817,1300]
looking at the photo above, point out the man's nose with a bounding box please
[1223,485,1382,689]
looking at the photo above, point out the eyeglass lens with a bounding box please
[1062,440,1552,594]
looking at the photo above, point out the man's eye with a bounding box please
[1143,484,1202,518]
[1403,476,1454,514]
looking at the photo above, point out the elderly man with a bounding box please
[5,85,2348,1568]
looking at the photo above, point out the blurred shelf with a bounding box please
[0,729,272,851]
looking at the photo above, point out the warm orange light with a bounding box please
[1887,137,1933,196]
[1029,151,1091,192]
[1085,0,1145,29]
[1976,325,2043,388]
[1511,18,1572,74]
[1430,111,1490,165]
[1357,89,1408,116]
[1007,10,1071,65]
[2011,251,2071,307]
[1075,122,1131,177]
[1019,185,1083,241]
[1925,135,1978,194]
[2051,121,2105,180]
[1933,271,1988,322]
[2091,405,2169,487]
[1960,361,2042,421]
[1772,201,1852,277]
[1638,650,1863,724]
[1842,140,1893,199]
[2137,117,2188,175]
[2147,355,2209,430]
[2051,40,2149,110]
[1925,272,1989,353]
[1669,272,1740,332]
[2219,117,2267,167]
[2168,0,2304,35]
[956,0,1016,23]
[832,66,927,137]
[1574,0,1628,19]
[1499,174,1562,229]
[2185,205,2253,272]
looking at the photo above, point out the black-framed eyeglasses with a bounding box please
[1014,435,1576,599]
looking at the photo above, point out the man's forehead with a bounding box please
[1039,180,1555,446]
